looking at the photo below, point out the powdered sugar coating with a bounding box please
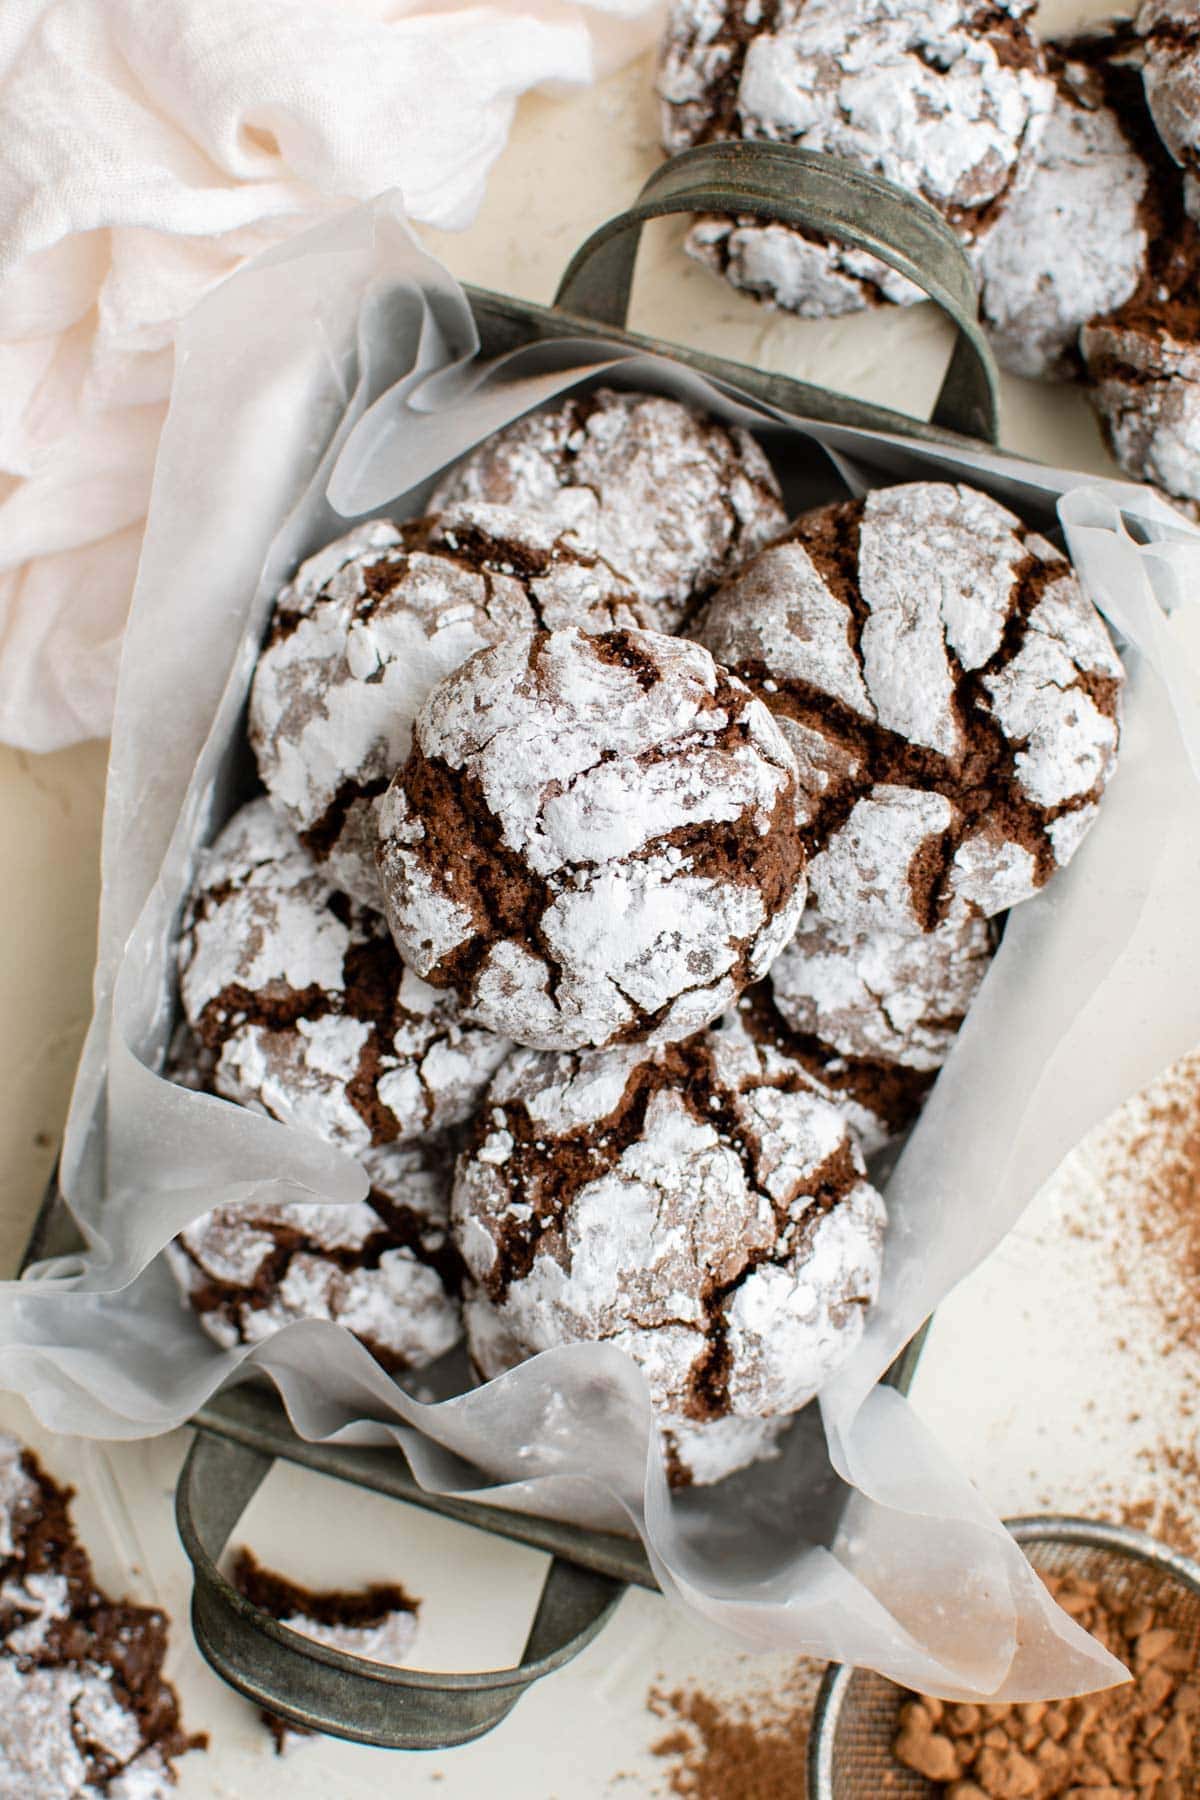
[658,0,1053,317]
[378,628,807,1052]
[1083,316,1200,503]
[429,389,787,631]
[1138,0,1200,170]
[977,57,1151,379]
[771,904,993,1071]
[178,799,510,1181]
[165,1137,461,1370]
[696,482,1124,932]
[249,512,647,909]
[454,1010,886,1486]
[280,1607,418,1666]
[683,217,924,317]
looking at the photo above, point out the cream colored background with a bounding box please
[2,26,1196,1798]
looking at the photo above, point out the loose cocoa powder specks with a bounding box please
[891,1567,1198,1797]
[1067,1051,1200,1557]
[647,1659,821,1797]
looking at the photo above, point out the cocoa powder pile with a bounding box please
[891,1569,1198,1798]
[647,1660,821,1797]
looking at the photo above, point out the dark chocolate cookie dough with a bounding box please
[0,1436,204,1797]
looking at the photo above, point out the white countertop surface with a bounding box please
[2,15,1198,1795]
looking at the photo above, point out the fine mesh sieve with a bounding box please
[807,1516,1200,1798]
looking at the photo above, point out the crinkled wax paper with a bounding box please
[4,195,1199,1698]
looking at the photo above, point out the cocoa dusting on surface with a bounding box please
[233,1549,420,1755]
[0,1439,206,1792]
[1070,1052,1200,1558]
[646,1659,821,1798]
[892,1567,1199,1796]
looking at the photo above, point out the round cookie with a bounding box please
[977,42,1154,380]
[1138,0,1200,171]
[695,483,1124,933]
[657,0,1053,318]
[1083,306,1200,503]
[249,509,649,910]
[178,798,510,1184]
[428,388,787,632]
[165,1139,462,1371]
[770,904,994,1073]
[1081,186,1200,504]
[750,905,995,1152]
[377,626,808,1052]
[453,1012,887,1486]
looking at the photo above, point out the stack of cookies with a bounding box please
[168,389,1123,1487]
[657,0,1200,511]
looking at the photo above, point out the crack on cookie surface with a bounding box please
[713,497,1120,920]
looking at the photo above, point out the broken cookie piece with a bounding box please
[0,1434,205,1798]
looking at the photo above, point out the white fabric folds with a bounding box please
[6,198,1200,1698]
[0,0,660,750]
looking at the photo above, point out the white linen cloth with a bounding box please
[0,0,660,751]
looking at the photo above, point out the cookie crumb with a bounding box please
[232,1549,419,1754]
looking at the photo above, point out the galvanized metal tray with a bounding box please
[24,140,998,1751]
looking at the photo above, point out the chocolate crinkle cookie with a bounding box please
[757,904,995,1150]
[453,1008,886,1486]
[0,1435,205,1798]
[249,508,650,910]
[166,1138,463,1370]
[695,482,1124,934]
[377,626,808,1053]
[1081,202,1200,503]
[177,798,510,1179]
[731,977,932,1156]
[233,1550,419,1753]
[656,0,1053,318]
[978,36,1157,380]
[1138,0,1200,172]
[428,388,787,632]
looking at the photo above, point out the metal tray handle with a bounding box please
[176,1428,624,1750]
[554,141,999,446]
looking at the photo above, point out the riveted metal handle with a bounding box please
[554,141,999,446]
[176,1427,624,1750]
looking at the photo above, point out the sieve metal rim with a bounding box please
[807,1514,1200,1799]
